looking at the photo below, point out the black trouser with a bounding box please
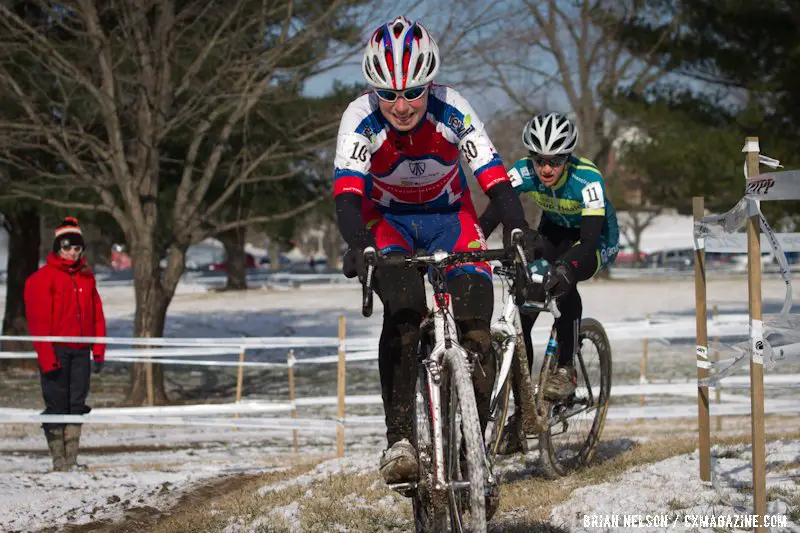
[375,253,495,447]
[40,346,92,430]
[521,222,598,370]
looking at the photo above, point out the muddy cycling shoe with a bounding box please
[380,439,419,484]
[497,414,527,455]
[544,366,578,400]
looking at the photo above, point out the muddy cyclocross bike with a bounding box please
[360,237,529,533]
[484,230,612,479]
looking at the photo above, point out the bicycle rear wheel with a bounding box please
[443,349,487,533]
[538,317,612,478]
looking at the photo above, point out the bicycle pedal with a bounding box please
[387,481,417,497]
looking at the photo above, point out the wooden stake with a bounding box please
[712,305,722,431]
[234,347,246,420]
[745,137,767,531]
[336,315,346,457]
[640,314,649,407]
[693,196,711,482]
[288,349,298,454]
[235,347,246,401]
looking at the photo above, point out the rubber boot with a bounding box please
[44,426,68,472]
[64,424,86,470]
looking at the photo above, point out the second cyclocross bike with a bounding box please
[484,238,612,479]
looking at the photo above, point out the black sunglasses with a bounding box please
[61,244,83,253]
[532,154,569,167]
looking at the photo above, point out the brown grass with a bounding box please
[98,430,800,533]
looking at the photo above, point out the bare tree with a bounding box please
[457,0,679,172]
[618,209,660,266]
[0,0,370,404]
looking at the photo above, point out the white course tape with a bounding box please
[696,345,708,359]
[0,347,242,360]
[107,357,288,368]
[759,213,794,321]
[697,360,711,369]
[0,334,344,348]
[296,351,378,365]
[0,413,377,432]
[742,140,760,153]
[751,319,764,365]
[693,235,705,251]
[745,170,800,201]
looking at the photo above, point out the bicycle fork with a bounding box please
[427,301,463,495]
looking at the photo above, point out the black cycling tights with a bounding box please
[374,252,495,447]
[521,236,599,370]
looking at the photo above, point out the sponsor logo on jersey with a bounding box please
[447,113,475,139]
[409,161,426,176]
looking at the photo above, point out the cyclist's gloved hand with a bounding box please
[506,227,548,261]
[544,261,574,299]
[342,248,359,279]
[343,233,376,282]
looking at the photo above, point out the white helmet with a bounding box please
[522,113,578,155]
[361,16,440,90]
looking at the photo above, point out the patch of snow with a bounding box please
[550,440,800,532]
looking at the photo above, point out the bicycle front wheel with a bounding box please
[443,349,487,533]
[538,317,612,478]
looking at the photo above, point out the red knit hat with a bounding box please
[53,217,85,254]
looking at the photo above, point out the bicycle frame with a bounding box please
[486,265,569,445]
[489,266,558,411]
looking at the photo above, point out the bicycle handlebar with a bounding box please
[359,228,557,317]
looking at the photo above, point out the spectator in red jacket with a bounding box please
[24,217,107,472]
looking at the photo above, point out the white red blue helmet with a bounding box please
[522,113,578,155]
[361,16,440,90]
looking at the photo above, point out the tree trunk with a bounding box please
[322,221,341,269]
[217,226,247,290]
[123,238,172,406]
[269,238,282,272]
[1,206,41,370]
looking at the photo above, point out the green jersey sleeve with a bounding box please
[506,158,536,194]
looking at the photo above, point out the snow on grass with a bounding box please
[550,440,800,532]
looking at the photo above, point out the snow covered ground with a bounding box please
[550,440,800,532]
[0,273,797,531]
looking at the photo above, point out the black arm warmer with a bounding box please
[485,181,528,233]
[478,203,501,238]
[559,214,605,278]
[335,193,373,249]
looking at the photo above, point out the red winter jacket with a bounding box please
[24,253,107,373]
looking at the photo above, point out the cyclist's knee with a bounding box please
[383,309,424,355]
[376,253,427,315]
[449,273,493,324]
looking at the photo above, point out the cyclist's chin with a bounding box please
[388,113,422,132]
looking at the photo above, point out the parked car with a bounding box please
[645,248,694,270]
[207,253,257,271]
[615,246,648,265]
